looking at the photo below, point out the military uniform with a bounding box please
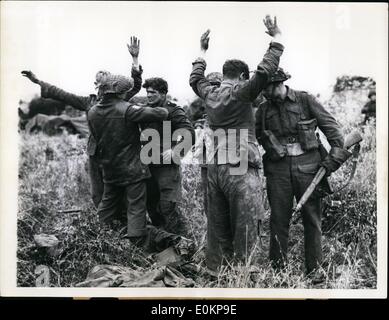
[190,40,284,271]
[87,93,168,237]
[140,100,195,237]
[191,115,213,217]
[255,86,344,274]
[190,73,223,217]
[39,66,143,207]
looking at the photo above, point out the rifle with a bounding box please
[293,130,363,215]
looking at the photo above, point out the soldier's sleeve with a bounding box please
[39,81,92,112]
[125,105,169,123]
[189,58,214,100]
[170,105,196,152]
[124,65,143,101]
[255,103,264,144]
[234,42,284,102]
[306,94,344,148]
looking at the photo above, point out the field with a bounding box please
[17,84,377,289]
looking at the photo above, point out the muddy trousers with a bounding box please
[206,164,265,271]
[146,165,187,237]
[97,181,147,237]
[89,155,128,217]
[265,151,323,274]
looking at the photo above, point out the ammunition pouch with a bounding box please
[261,130,286,161]
[297,118,319,151]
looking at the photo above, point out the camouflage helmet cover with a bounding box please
[96,72,134,95]
[267,67,291,84]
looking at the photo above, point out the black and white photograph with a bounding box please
[0,1,387,298]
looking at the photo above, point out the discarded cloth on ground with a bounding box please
[76,225,197,287]
[75,264,195,288]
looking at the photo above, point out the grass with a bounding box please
[17,87,377,289]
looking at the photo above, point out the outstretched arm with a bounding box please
[21,70,92,111]
[125,105,169,123]
[127,36,140,70]
[125,36,143,101]
[234,15,284,102]
[189,29,214,99]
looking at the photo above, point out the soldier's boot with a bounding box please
[307,268,326,285]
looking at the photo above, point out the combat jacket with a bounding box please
[39,66,143,156]
[189,41,284,167]
[255,87,344,152]
[87,94,168,185]
[140,100,196,166]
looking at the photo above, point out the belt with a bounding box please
[284,142,305,156]
[278,135,299,144]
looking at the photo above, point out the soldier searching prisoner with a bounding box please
[22,36,143,212]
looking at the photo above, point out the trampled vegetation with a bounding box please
[17,82,377,289]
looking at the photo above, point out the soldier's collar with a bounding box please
[285,86,296,102]
[221,79,238,86]
[147,99,166,108]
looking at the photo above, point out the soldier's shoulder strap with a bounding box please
[166,100,183,110]
[166,100,188,116]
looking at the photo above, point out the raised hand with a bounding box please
[263,15,281,37]
[127,36,140,58]
[200,29,211,52]
[21,70,40,84]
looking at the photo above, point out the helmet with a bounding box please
[206,72,223,86]
[95,70,111,89]
[98,73,134,95]
[267,68,291,84]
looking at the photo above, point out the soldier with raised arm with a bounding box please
[21,37,143,208]
[189,15,284,273]
[87,73,169,242]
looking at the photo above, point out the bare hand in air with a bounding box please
[263,15,281,37]
[200,29,211,52]
[127,36,140,58]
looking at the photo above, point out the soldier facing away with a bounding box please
[189,72,223,217]
[255,68,347,283]
[87,73,169,242]
[189,15,284,272]
[21,37,143,209]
